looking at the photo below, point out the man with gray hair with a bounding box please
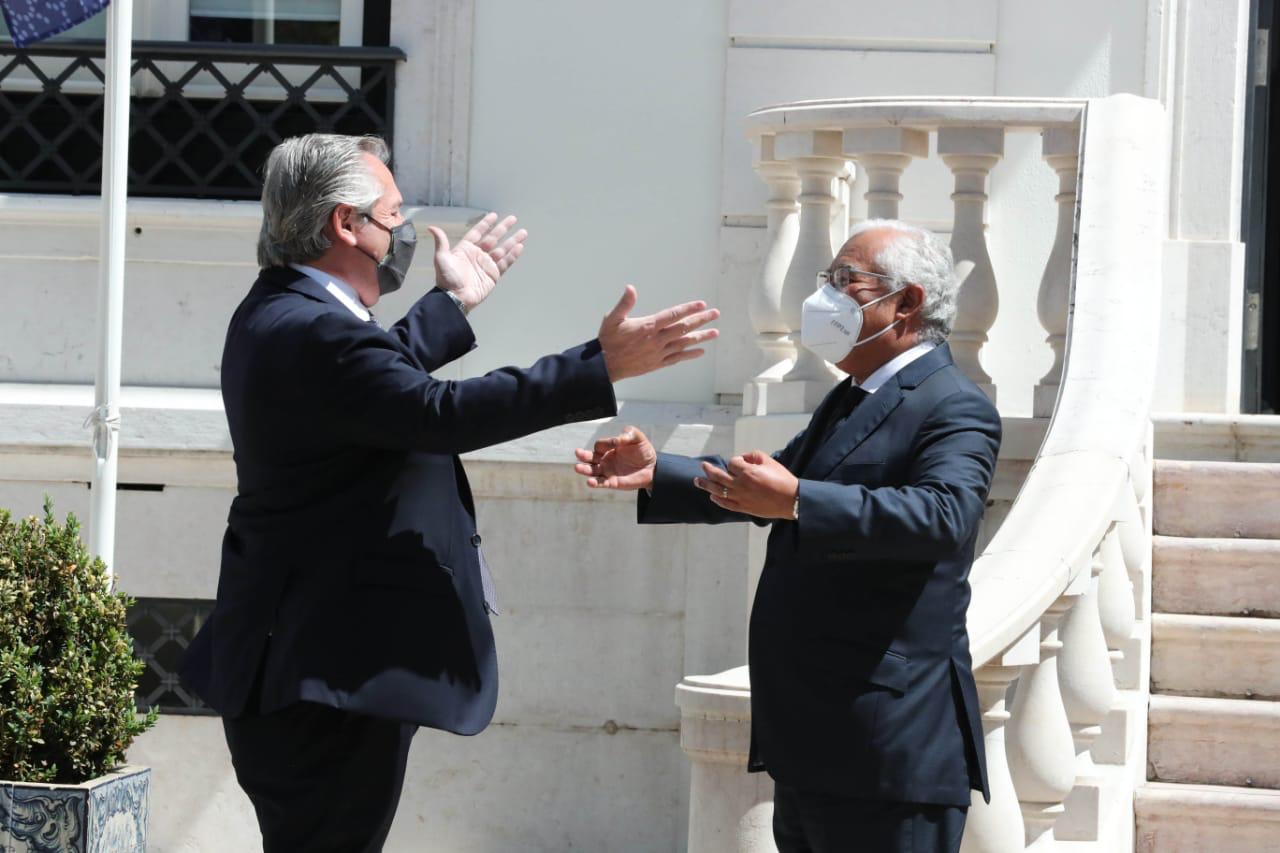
[575,221,1001,852]
[182,133,719,851]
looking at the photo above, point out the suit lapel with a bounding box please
[803,376,905,480]
[800,344,956,481]
[787,378,853,474]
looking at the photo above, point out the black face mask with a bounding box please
[357,215,417,295]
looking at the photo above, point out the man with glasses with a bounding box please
[574,220,1001,853]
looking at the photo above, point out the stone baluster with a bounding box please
[1114,488,1151,691]
[961,626,1038,853]
[1006,595,1078,847]
[1130,444,1151,505]
[1097,526,1136,666]
[1055,548,1117,840]
[775,130,846,391]
[1033,125,1081,417]
[842,126,928,220]
[848,157,869,230]
[938,127,1005,403]
[749,134,801,382]
[830,161,854,254]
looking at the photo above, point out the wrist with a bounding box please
[439,287,471,316]
[601,347,628,383]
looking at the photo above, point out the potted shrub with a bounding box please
[0,499,157,852]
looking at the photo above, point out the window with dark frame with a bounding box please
[0,1,398,199]
[127,597,216,715]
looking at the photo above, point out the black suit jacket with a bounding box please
[182,267,617,735]
[639,345,999,806]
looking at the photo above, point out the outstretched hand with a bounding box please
[694,451,799,519]
[598,286,719,382]
[573,427,657,491]
[427,212,528,312]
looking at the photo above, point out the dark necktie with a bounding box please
[821,382,869,445]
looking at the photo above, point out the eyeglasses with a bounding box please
[817,265,897,291]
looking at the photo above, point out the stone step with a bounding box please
[1153,536,1280,617]
[1135,782,1280,853]
[1148,695,1280,789]
[1151,613,1280,700]
[1154,460,1280,539]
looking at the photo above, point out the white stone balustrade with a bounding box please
[843,126,929,220]
[748,135,800,383]
[939,127,1004,402]
[776,130,845,390]
[1006,596,1079,846]
[1055,551,1119,841]
[1034,126,1081,417]
[677,96,1166,853]
[1098,526,1136,667]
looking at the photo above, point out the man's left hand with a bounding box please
[694,451,799,520]
[427,212,528,312]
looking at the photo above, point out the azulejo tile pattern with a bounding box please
[0,766,149,853]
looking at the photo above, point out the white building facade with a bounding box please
[0,1,1268,850]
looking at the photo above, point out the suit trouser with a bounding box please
[773,782,967,853]
[223,698,417,853]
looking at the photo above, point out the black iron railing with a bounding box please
[0,40,405,199]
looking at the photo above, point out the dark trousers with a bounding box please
[223,700,417,853]
[773,782,968,853]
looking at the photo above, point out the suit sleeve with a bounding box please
[793,390,1001,562]
[387,288,477,371]
[302,310,617,454]
[637,453,760,525]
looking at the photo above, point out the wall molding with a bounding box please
[391,0,476,206]
[728,35,994,54]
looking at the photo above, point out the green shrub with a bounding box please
[0,498,157,784]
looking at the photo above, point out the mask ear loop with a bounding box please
[354,212,394,268]
[850,283,906,349]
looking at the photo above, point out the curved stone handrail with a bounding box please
[745,95,1088,133]
[677,93,1166,852]
[965,94,1163,667]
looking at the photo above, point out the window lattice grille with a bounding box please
[0,40,404,199]
[126,597,216,715]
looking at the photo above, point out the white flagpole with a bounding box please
[88,0,135,581]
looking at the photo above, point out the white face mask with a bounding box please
[800,284,903,364]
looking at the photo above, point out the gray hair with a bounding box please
[257,134,390,268]
[847,218,959,345]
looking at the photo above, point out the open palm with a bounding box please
[427,212,528,311]
[573,428,658,491]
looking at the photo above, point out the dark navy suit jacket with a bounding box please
[638,344,999,806]
[182,266,617,735]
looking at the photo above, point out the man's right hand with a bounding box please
[598,286,719,382]
[574,427,657,491]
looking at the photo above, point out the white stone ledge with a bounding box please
[0,194,487,233]
[0,384,739,492]
[0,196,487,267]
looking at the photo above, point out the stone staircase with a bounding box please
[1135,460,1280,851]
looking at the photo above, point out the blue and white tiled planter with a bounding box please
[0,765,149,853]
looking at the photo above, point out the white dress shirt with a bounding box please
[290,263,371,322]
[857,341,937,394]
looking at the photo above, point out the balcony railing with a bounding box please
[676,95,1166,851]
[0,39,405,199]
